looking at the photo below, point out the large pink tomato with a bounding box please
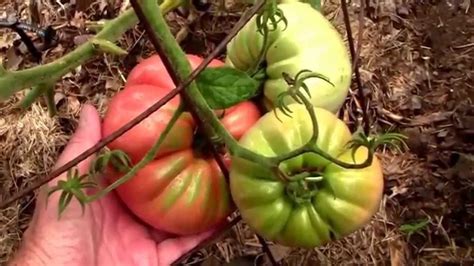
[102,54,262,235]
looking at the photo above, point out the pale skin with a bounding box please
[9,104,214,266]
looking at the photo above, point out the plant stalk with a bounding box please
[86,105,184,201]
[0,0,179,100]
[130,0,273,168]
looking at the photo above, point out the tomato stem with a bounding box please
[128,0,277,172]
[0,0,180,102]
[271,70,378,171]
[250,0,286,76]
[85,104,185,202]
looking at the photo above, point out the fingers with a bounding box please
[50,104,102,186]
[36,104,101,213]
[27,104,102,233]
[156,229,215,265]
[150,229,175,243]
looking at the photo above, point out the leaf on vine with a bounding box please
[90,152,112,175]
[90,149,132,176]
[109,149,133,173]
[47,167,99,218]
[58,190,74,218]
[196,66,261,109]
[346,130,409,162]
[400,218,430,237]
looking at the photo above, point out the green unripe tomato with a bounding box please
[225,2,352,113]
[229,104,384,248]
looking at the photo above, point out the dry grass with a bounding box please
[1,0,473,265]
[0,100,69,264]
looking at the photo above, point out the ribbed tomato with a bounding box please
[229,104,384,248]
[225,2,352,113]
[102,54,262,235]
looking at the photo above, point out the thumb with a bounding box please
[26,104,102,228]
[49,104,102,186]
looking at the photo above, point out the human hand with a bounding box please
[9,104,214,266]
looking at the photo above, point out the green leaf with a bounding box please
[400,219,430,237]
[195,66,261,109]
[58,191,74,218]
[90,152,112,175]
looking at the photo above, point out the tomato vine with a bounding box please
[43,0,407,219]
[0,0,409,254]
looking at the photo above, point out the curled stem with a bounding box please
[250,0,288,76]
[270,69,407,179]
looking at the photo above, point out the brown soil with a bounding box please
[0,0,473,265]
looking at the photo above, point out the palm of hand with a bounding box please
[9,105,211,266]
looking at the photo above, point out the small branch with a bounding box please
[85,105,184,202]
[17,85,47,109]
[0,0,179,100]
[340,0,370,134]
[312,146,373,168]
[43,84,57,117]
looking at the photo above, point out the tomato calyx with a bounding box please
[285,176,322,205]
[282,167,326,204]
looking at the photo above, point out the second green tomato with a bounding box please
[226,1,352,113]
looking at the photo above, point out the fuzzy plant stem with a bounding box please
[0,0,181,100]
[130,0,274,168]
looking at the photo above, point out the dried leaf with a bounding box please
[447,153,474,180]
[74,34,94,46]
[268,244,291,262]
[388,238,410,266]
[105,78,120,90]
[409,111,452,126]
[410,96,423,110]
[71,12,86,29]
[5,46,22,70]
[67,96,81,114]
[54,92,66,106]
